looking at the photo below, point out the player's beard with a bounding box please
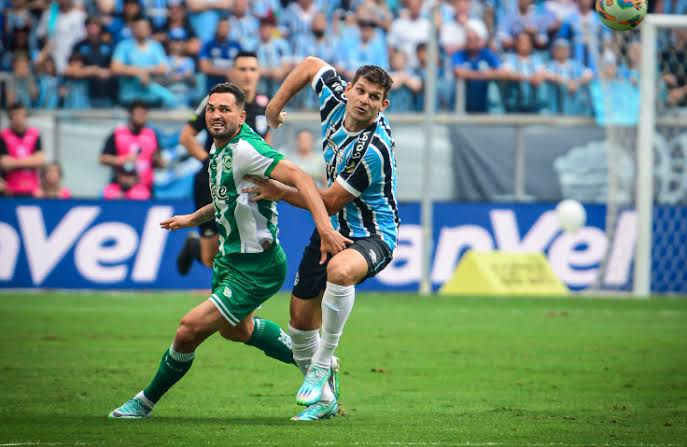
[208,120,238,140]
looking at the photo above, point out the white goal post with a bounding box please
[634,14,687,297]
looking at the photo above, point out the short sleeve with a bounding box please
[101,133,116,156]
[311,65,347,114]
[34,136,43,152]
[188,96,208,132]
[234,139,285,178]
[0,137,7,156]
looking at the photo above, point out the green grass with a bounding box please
[0,292,686,446]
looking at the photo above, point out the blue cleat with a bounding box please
[290,398,338,421]
[296,364,330,406]
[108,395,153,419]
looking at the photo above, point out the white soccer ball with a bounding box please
[555,199,586,233]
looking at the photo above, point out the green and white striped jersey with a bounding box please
[208,123,284,255]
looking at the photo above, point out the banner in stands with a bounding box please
[0,199,659,292]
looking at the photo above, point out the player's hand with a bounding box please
[160,214,194,231]
[243,175,284,201]
[266,106,287,129]
[318,228,353,265]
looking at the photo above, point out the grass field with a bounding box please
[0,292,686,446]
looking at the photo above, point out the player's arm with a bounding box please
[265,56,329,128]
[267,160,352,260]
[180,97,210,161]
[160,203,214,231]
[245,176,353,216]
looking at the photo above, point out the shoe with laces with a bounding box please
[296,364,330,406]
[108,396,153,419]
[290,397,338,421]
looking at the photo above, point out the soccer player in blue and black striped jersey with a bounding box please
[246,56,399,420]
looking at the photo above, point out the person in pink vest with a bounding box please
[0,102,46,197]
[34,161,72,199]
[98,100,164,197]
[103,162,151,200]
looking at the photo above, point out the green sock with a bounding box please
[246,318,296,365]
[143,345,195,403]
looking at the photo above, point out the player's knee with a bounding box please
[175,318,203,347]
[326,258,357,285]
[219,324,252,343]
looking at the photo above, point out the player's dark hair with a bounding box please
[7,101,25,118]
[234,51,258,63]
[351,65,393,100]
[208,82,246,109]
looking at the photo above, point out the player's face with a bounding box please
[205,92,246,141]
[232,57,260,93]
[345,77,389,123]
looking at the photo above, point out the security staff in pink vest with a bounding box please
[98,100,164,196]
[0,102,46,197]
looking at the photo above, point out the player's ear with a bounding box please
[380,98,390,112]
[240,109,247,124]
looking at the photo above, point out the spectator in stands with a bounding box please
[291,129,326,188]
[500,32,547,113]
[199,16,241,90]
[187,0,232,43]
[387,48,422,113]
[99,100,164,196]
[280,0,319,43]
[153,0,200,57]
[256,15,292,97]
[229,0,260,52]
[2,25,37,71]
[545,38,593,115]
[111,16,178,108]
[107,0,143,43]
[452,22,501,113]
[103,162,151,199]
[293,12,340,67]
[590,59,639,125]
[71,17,116,107]
[34,161,71,198]
[656,0,687,14]
[415,42,454,111]
[498,0,559,52]
[388,0,429,68]
[661,29,687,109]
[251,0,280,19]
[6,53,38,107]
[440,0,471,57]
[62,53,92,109]
[35,52,62,109]
[557,0,608,73]
[165,31,196,107]
[340,12,389,80]
[359,0,394,32]
[5,0,35,36]
[0,102,45,197]
[35,0,86,73]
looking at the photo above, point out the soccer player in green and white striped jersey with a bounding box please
[108,82,351,419]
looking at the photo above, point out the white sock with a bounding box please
[311,282,355,370]
[289,324,334,401]
[136,390,155,409]
[288,324,319,376]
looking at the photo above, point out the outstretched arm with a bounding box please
[160,204,215,231]
[265,56,329,129]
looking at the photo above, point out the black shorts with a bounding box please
[193,171,217,238]
[292,230,393,300]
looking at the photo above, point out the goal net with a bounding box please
[594,15,687,295]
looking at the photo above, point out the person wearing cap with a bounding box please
[99,100,164,198]
[545,37,593,115]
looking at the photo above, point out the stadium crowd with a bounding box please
[2,0,686,115]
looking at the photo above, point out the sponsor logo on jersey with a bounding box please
[222,155,232,171]
[223,287,232,298]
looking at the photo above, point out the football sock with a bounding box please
[142,345,195,403]
[187,236,201,262]
[288,324,320,375]
[245,318,295,365]
[311,282,355,370]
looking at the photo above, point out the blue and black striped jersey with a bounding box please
[311,65,400,251]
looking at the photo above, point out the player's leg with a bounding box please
[297,238,392,407]
[213,245,294,365]
[109,299,228,418]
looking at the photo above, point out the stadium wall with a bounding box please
[3,199,680,293]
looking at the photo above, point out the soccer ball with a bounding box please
[596,0,647,31]
[555,199,587,233]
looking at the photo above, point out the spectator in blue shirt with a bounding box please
[452,25,501,113]
[500,32,547,113]
[71,17,116,107]
[187,0,232,43]
[498,0,559,51]
[111,16,178,107]
[198,16,241,89]
[545,38,593,115]
[153,1,200,57]
[387,48,422,113]
[556,0,609,73]
[229,0,260,52]
[293,13,340,66]
[164,33,196,107]
[280,0,319,44]
[36,54,63,109]
[62,53,91,109]
[340,17,388,80]
[107,0,143,43]
[256,15,292,97]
